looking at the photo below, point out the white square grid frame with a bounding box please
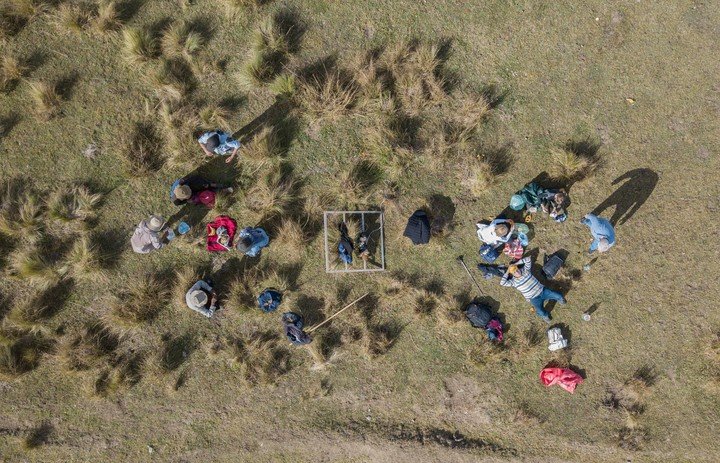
[323,211,386,273]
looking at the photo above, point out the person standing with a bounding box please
[580,213,616,254]
[130,215,168,254]
[500,256,565,323]
[197,130,241,164]
[185,280,219,318]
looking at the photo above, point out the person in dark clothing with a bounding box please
[282,312,312,345]
[170,175,233,207]
[403,210,431,245]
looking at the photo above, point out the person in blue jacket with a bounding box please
[580,213,616,254]
[236,227,270,257]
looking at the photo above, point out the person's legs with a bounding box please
[529,296,549,318]
[540,287,566,304]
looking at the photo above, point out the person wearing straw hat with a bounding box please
[170,175,233,207]
[197,130,241,164]
[185,280,219,318]
[236,226,270,257]
[130,215,168,254]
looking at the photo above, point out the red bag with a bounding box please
[540,367,584,393]
[206,215,237,252]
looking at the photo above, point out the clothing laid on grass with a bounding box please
[581,213,616,252]
[206,215,237,252]
[540,367,584,393]
[476,219,514,246]
[198,130,241,156]
[131,220,164,254]
[403,210,431,245]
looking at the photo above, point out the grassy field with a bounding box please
[1,0,719,462]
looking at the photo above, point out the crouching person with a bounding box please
[131,215,168,254]
[185,280,219,318]
[236,226,270,257]
[500,256,565,323]
[282,312,312,345]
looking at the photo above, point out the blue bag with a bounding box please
[257,289,282,313]
[479,244,500,263]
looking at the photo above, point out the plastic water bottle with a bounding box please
[166,229,176,241]
[582,312,591,321]
[583,264,591,272]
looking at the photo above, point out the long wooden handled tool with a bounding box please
[456,255,485,296]
[307,293,369,334]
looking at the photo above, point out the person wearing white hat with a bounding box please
[130,215,168,254]
[185,280,218,318]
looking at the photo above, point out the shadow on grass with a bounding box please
[159,332,195,372]
[591,168,658,226]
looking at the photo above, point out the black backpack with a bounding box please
[464,303,492,328]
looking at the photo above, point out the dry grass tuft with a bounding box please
[172,266,201,308]
[59,237,105,281]
[4,294,55,333]
[158,102,203,169]
[94,351,144,396]
[549,147,590,181]
[7,0,52,20]
[241,126,280,162]
[269,73,296,97]
[295,67,358,123]
[149,59,193,102]
[91,1,121,34]
[7,248,59,288]
[225,277,255,313]
[460,158,496,197]
[27,80,62,120]
[0,185,43,242]
[236,51,282,89]
[111,274,169,326]
[161,20,204,59]
[273,218,305,256]
[198,103,232,131]
[222,0,269,16]
[122,27,158,64]
[246,164,297,217]
[122,121,163,175]
[0,333,53,379]
[46,184,102,228]
[54,2,93,34]
[1,54,27,93]
[231,332,291,386]
[382,42,449,116]
[58,322,121,371]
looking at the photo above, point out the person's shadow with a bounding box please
[591,168,658,226]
